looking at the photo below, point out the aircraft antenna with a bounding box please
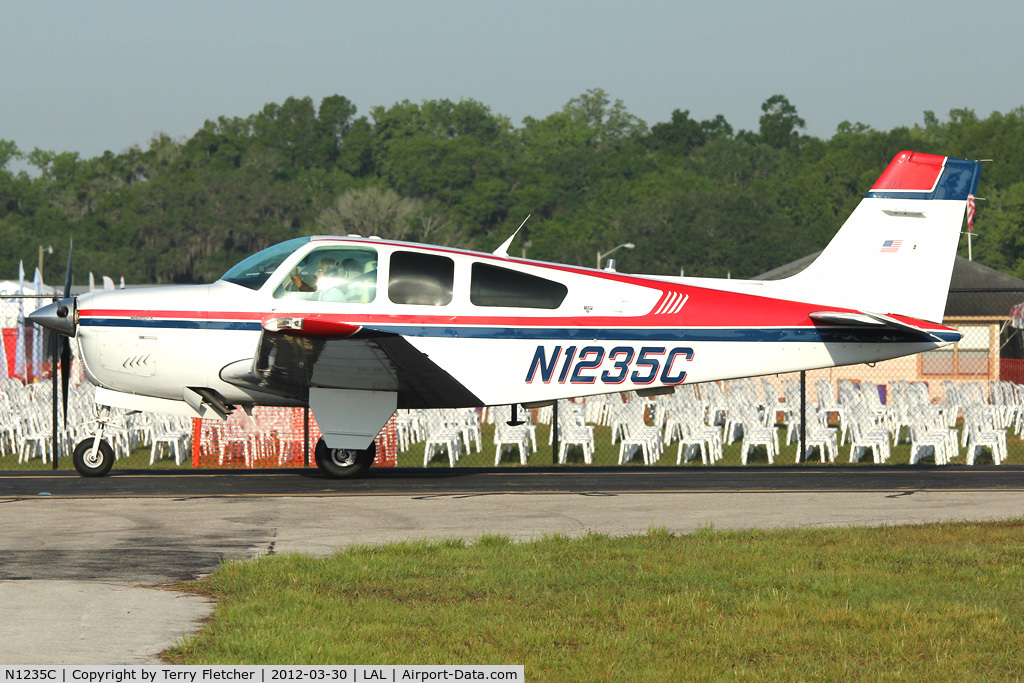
[493,214,531,258]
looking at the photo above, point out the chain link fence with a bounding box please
[2,288,1024,469]
[399,287,1024,467]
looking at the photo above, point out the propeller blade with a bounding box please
[63,240,73,299]
[56,239,73,465]
[51,324,59,470]
[60,336,71,425]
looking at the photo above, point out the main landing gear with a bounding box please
[314,438,376,478]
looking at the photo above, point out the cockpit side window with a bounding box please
[470,263,567,309]
[273,246,378,303]
[221,237,310,290]
[388,251,454,306]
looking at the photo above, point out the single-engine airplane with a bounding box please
[30,150,982,478]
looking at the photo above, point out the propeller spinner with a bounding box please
[27,296,78,337]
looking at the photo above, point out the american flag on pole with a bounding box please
[967,194,976,232]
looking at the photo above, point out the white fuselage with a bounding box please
[74,237,956,419]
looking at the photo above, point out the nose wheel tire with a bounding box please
[314,438,375,478]
[73,438,115,477]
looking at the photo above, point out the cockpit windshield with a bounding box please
[220,237,311,290]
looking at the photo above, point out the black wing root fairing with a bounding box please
[220,330,482,409]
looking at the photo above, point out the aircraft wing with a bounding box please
[219,326,483,409]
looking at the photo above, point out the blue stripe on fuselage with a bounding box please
[80,318,262,331]
[78,317,959,344]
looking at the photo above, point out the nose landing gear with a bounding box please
[73,437,115,477]
[72,404,117,477]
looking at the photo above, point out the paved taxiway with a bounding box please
[4,466,1024,664]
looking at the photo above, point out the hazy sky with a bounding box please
[3,0,1023,161]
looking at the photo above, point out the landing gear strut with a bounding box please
[314,438,376,478]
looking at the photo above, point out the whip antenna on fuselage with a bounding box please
[493,214,531,258]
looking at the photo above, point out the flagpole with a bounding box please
[966,194,977,261]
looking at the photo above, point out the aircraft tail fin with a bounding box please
[769,151,982,323]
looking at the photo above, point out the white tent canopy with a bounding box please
[0,280,55,328]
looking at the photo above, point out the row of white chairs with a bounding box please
[391,376,1024,467]
[0,378,194,465]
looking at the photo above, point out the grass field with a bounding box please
[0,421,1012,471]
[164,522,1024,680]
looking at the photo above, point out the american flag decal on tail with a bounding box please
[880,239,903,253]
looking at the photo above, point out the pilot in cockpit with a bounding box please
[318,258,362,302]
[289,257,340,294]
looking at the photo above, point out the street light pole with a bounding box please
[38,245,53,282]
[597,242,635,269]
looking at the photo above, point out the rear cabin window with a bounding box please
[470,263,567,309]
[389,251,454,306]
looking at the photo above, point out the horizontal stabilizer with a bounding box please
[809,310,957,343]
[808,311,886,327]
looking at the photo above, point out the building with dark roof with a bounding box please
[759,253,1024,315]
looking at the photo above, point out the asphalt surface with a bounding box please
[7,464,1024,497]
[5,466,1024,664]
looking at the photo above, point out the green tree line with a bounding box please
[1,91,1022,284]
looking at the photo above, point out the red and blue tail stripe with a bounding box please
[865,150,981,201]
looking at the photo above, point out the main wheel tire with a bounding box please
[73,438,115,477]
[314,438,375,479]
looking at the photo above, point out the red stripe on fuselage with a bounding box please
[78,285,955,333]
[79,309,261,320]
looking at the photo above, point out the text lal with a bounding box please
[525,345,694,385]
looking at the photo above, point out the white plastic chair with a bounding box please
[618,425,663,464]
[150,416,192,466]
[847,404,892,463]
[558,425,595,464]
[423,426,462,466]
[493,421,531,465]
[962,405,1007,465]
[670,396,724,464]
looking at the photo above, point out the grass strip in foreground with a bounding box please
[166,522,1024,681]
